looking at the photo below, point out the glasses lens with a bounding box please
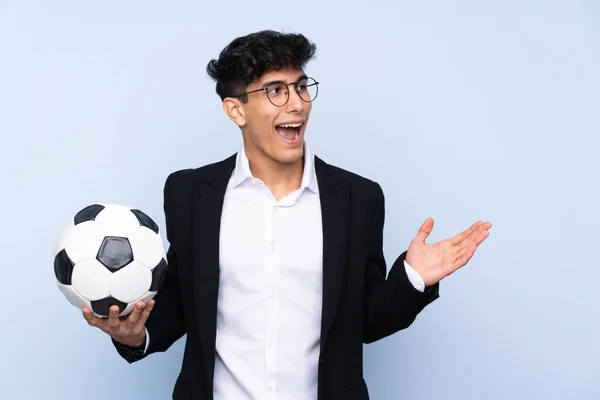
[297,77,318,103]
[266,78,319,106]
[266,82,288,106]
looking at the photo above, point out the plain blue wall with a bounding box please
[1,1,598,399]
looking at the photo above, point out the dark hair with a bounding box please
[206,30,317,101]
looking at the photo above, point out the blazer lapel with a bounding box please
[190,154,236,384]
[315,157,350,355]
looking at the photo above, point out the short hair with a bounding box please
[206,30,317,102]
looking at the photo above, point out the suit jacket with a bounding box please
[114,154,440,400]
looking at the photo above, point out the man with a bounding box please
[82,30,491,400]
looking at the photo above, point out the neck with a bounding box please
[245,146,305,201]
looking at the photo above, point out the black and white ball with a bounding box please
[53,203,167,317]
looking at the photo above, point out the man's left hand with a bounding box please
[406,218,492,287]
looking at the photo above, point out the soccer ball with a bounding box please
[53,203,168,318]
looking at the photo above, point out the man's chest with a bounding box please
[218,191,324,287]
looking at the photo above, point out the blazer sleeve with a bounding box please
[113,172,187,362]
[362,182,440,343]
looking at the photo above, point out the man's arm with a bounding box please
[112,173,187,362]
[362,183,439,343]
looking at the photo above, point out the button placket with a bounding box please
[265,201,279,397]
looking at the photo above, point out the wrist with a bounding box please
[116,332,146,349]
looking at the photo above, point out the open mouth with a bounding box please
[275,122,304,143]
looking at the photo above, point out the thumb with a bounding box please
[414,217,434,244]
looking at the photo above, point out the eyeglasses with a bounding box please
[234,76,319,107]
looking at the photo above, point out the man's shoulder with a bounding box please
[164,154,237,190]
[316,156,382,194]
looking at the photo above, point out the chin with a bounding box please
[274,145,304,164]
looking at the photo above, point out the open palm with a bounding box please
[406,218,492,287]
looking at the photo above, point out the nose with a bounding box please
[285,84,304,113]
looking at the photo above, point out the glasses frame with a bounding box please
[234,76,319,107]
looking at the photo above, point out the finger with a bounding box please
[82,307,94,323]
[107,305,121,330]
[450,221,482,246]
[453,223,491,267]
[455,224,488,254]
[453,246,477,270]
[464,222,491,249]
[414,218,434,244]
[473,226,490,247]
[82,307,107,330]
[456,220,490,250]
[450,222,480,248]
[136,299,155,330]
[453,242,471,259]
[126,301,145,326]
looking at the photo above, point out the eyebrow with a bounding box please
[260,74,308,88]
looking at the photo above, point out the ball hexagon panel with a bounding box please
[128,227,164,269]
[53,219,74,257]
[93,204,141,238]
[71,259,112,301]
[63,221,105,264]
[111,261,152,303]
[96,236,134,272]
[57,282,92,310]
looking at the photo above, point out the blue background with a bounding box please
[1,0,598,399]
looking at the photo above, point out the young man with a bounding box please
[82,30,491,400]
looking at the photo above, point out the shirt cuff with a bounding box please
[144,328,150,354]
[404,259,425,292]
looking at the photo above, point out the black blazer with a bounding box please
[114,154,440,400]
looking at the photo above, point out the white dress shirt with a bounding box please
[145,144,425,399]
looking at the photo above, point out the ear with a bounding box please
[222,98,246,127]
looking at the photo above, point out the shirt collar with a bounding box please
[232,143,319,194]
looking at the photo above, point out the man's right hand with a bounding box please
[82,300,155,348]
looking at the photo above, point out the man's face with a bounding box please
[228,67,313,165]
